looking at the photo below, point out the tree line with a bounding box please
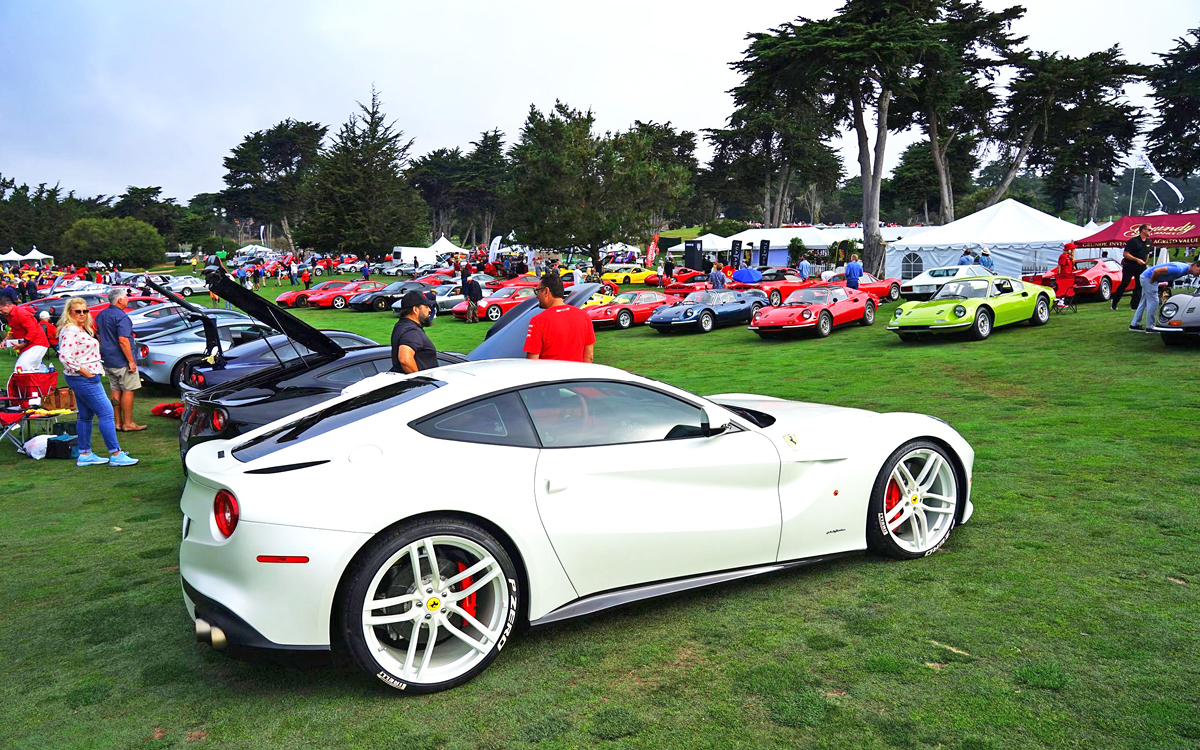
[1,4,1196,272]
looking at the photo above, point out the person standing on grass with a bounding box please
[1131,260,1200,331]
[57,298,139,467]
[38,311,58,353]
[796,254,812,279]
[708,262,726,290]
[524,272,595,363]
[301,268,310,290]
[95,288,146,432]
[464,274,484,323]
[390,291,438,373]
[0,294,50,371]
[845,254,864,290]
[362,263,370,281]
[1113,223,1152,311]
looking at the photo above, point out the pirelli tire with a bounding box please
[340,518,520,694]
[865,440,959,560]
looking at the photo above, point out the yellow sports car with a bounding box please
[601,265,656,285]
[582,292,616,307]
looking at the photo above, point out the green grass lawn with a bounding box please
[2,275,1198,749]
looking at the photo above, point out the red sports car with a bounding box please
[416,269,457,285]
[451,285,538,321]
[275,280,350,308]
[824,271,902,302]
[665,278,714,294]
[484,274,541,291]
[729,269,815,306]
[586,290,682,329]
[305,280,385,309]
[748,284,878,338]
[1022,257,1133,301]
[645,266,705,286]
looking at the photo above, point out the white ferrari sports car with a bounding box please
[180,359,975,693]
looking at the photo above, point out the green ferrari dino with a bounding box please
[887,275,1055,341]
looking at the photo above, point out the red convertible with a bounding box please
[729,269,815,306]
[823,271,902,302]
[451,285,538,321]
[748,284,878,338]
[305,280,385,309]
[586,290,682,329]
[275,280,350,308]
[1022,257,1132,301]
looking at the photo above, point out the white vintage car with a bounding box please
[901,264,995,301]
[180,360,975,693]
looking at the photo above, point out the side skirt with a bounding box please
[529,551,859,627]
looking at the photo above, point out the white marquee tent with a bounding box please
[22,249,54,261]
[0,249,25,262]
[429,236,466,256]
[886,199,1091,280]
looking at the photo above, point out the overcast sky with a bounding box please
[0,0,1191,205]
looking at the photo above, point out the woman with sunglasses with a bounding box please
[56,298,139,467]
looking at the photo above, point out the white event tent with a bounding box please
[0,249,25,263]
[886,199,1090,280]
[22,249,54,262]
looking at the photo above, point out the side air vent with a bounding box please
[245,460,330,475]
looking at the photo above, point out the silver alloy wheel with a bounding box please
[882,448,958,554]
[181,287,193,297]
[616,310,633,329]
[1036,296,1049,322]
[486,305,502,321]
[862,302,875,325]
[1100,277,1111,300]
[333,296,346,309]
[699,311,714,332]
[361,535,510,687]
[770,290,782,306]
[889,284,900,301]
[818,311,832,337]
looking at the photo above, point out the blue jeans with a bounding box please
[1131,275,1159,329]
[64,373,120,455]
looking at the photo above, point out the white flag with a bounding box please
[1148,188,1164,210]
[1135,153,1185,203]
[488,235,501,263]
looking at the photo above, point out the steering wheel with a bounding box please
[561,392,591,430]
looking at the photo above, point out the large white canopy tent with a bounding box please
[0,249,25,262]
[886,199,1091,280]
[20,249,54,262]
[429,236,466,256]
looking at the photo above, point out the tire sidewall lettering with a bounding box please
[496,577,519,652]
[376,670,407,690]
[877,511,889,536]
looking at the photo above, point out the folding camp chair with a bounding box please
[1051,273,1078,313]
[1,371,63,451]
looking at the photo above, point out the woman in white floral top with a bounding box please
[57,297,139,467]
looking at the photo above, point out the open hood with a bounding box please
[468,282,603,361]
[197,267,343,357]
[145,276,228,365]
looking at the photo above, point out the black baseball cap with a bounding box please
[400,290,431,310]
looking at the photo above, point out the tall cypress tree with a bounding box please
[296,88,428,256]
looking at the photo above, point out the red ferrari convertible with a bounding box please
[728,269,815,306]
[1022,257,1132,301]
[305,280,385,309]
[824,271,902,302]
[451,285,538,321]
[748,284,877,338]
[275,280,350,308]
[586,290,682,329]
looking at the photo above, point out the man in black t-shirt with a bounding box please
[390,291,439,373]
[1112,223,1152,310]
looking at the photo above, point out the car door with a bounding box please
[525,380,782,596]
[827,287,853,325]
[989,278,1028,325]
[633,292,660,322]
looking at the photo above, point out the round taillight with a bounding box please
[139,345,149,358]
[211,408,227,432]
[213,490,239,537]
[195,372,206,387]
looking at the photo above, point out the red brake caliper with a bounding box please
[885,478,904,526]
[456,561,477,619]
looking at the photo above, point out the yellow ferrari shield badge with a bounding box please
[783,434,799,451]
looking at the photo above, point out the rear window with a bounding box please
[233,377,443,462]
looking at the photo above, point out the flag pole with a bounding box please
[1128,167,1136,216]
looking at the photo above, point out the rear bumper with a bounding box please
[183,576,329,658]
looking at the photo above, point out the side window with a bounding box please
[330,335,366,348]
[516,288,535,299]
[413,392,539,448]
[320,361,378,384]
[1010,280,1025,293]
[829,287,848,302]
[993,279,1014,295]
[519,381,706,448]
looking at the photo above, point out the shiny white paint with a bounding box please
[180,360,975,648]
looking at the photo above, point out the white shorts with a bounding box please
[15,345,48,373]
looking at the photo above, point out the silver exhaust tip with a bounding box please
[195,618,227,651]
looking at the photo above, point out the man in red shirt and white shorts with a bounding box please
[0,297,50,372]
[524,272,595,363]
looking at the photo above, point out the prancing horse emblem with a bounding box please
[783,434,799,450]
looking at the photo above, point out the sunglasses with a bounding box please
[71,309,89,315]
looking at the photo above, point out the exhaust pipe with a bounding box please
[195,618,227,651]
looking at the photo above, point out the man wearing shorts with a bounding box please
[94,288,146,431]
[0,295,50,371]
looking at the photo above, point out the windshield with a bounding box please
[683,292,713,304]
[785,289,831,305]
[932,279,990,300]
[383,282,407,293]
[613,292,637,304]
[1075,260,1098,270]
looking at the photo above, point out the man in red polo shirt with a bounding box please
[524,272,595,362]
[0,296,50,371]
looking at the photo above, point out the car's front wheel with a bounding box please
[295,296,309,308]
[181,287,193,297]
[969,308,992,340]
[815,310,832,338]
[866,440,958,559]
[332,296,347,310]
[769,290,782,306]
[341,518,520,694]
[616,309,633,329]
[486,305,502,321]
[1030,294,1050,326]
[698,311,715,332]
[313,267,324,276]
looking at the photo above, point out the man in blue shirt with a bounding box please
[94,288,146,431]
[957,249,974,266]
[1131,260,1200,331]
[708,261,726,290]
[845,254,864,290]
[796,255,812,279]
[978,249,995,272]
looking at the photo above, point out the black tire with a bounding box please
[1099,277,1112,301]
[897,332,918,342]
[340,517,520,694]
[623,276,631,285]
[295,296,308,308]
[486,305,502,322]
[616,309,633,330]
[969,308,992,340]
[332,296,347,310]
[1162,332,1186,346]
[888,284,901,301]
[172,356,201,390]
[815,311,832,338]
[1029,295,1050,326]
[769,290,782,306]
[860,301,875,326]
[865,440,958,560]
[373,298,388,311]
[698,311,715,333]
[181,287,193,297]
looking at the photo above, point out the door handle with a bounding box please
[545,479,567,494]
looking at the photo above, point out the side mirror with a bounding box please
[700,408,729,438]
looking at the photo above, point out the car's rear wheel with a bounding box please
[815,311,832,338]
[1030,295,1050,326]
[866,440,958,559]
[341,518,519,694]
[1099,277,1112,300]
[172,356,201,390]
[698,311,714,332]
[181,287,193,297]
[313,267,323,276]
[373,298,388,311]
[295,296,308,308]
[616,309,633,329]
[332,296,347,310]
[969,308,992,340]
[888,284,901,301]
[486,305,502,321]
[861,301,875,326]
[769,290,782,306]
[623,276,631,285]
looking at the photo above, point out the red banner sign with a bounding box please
[1075,214,1200,248]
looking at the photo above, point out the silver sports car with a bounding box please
[135,317,277,388]
[1151,279,1200,346]
[163,275,210,297]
